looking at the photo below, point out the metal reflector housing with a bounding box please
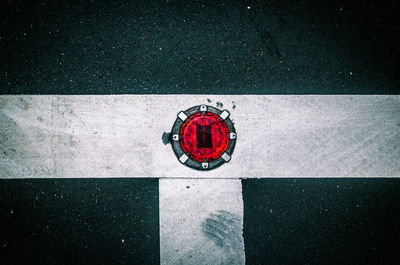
[170,105,236,171]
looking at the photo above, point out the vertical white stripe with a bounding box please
[159,179,245,265]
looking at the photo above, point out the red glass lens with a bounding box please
[180,112,230,162]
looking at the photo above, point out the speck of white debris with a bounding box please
[10,209,14,214]
[121,239,125,243]
[349,72,353,75]
[247,6,251,9]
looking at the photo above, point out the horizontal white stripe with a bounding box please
[1,95,399,179]
[159,179,245,265]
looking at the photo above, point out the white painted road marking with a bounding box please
[1,95,399,179]
[159,179,245,265]
[1,95,399,265]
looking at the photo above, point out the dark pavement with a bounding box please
[1,0,399,94]
[1,1,400,264]
[0,179,159,265]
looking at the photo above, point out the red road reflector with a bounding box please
[169,105,236,170]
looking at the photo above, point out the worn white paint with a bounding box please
[159,179,245,265]
[1,95,399,178]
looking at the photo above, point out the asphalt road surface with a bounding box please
[1,0,399,264]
